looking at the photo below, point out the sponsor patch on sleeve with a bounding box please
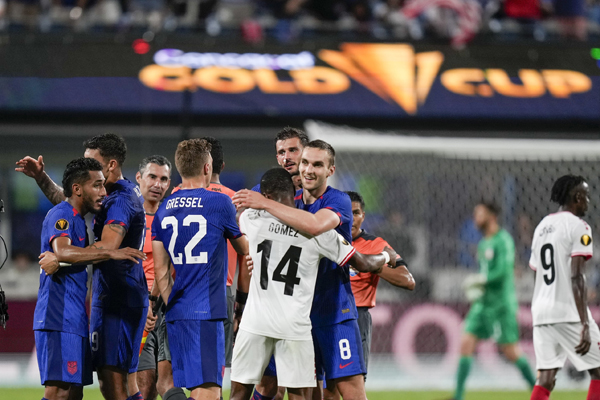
[55,219,69,231]
[581,234,592,246]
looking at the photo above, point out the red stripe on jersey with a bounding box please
[529,263,537,271]
[340,248,356,266]
[324,207,343,226]
[151,235,156,240]
[572,252,593,260]
[294,194,302,200]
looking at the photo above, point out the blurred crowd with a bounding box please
[0,0,598,43]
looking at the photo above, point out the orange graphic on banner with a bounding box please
[319,44,444,115]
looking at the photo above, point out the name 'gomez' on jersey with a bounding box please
[152,188,242,322]
[92,179,147,309]
[239,209,356,340]
[35,201,89,336]
[530,211,594,326]
[295,186,355,328]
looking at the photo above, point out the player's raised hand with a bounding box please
[15,155,45,180]
[245,255,254,275]
[575,323,591,355]
[144,307,158,332]
[232,189,267,210]
[383,246,398,268]
[109,248,147,262]
[39,251,60,275]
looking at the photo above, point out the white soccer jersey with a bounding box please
[530,211,593,326]
[239,209,356,340]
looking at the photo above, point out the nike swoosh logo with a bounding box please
[339,362,353,369]
[79,237,85,241]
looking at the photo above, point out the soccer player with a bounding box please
[35,157,145,400]
[135,155,188,400]
[17,134,149,400]
[345,191,415,379]
[151,139,250,400]
[233,140,368,400]
[529,175,600,400]
[451,202,535,400]
[230,168,398,400]
[252,127,308,193]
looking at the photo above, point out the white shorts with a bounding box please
[534,321,600,372]
[231,329,316,388]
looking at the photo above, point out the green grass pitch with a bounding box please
[0,389,586,400]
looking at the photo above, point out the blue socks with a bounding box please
[252,390,274,400]
[126,392,144,400]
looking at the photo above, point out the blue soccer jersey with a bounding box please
[152,188,242,322]
[294,186,356,327]
[34,201,89,337]
[251,183,261,193]
[92,179,147,309]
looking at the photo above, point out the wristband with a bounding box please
[381,251,391,265]
[236,290,248,305]
[148,295,159,302]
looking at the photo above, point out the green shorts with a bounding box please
[464,303,519,344]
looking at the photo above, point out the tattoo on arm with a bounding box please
[107,224,126,237]
[90,243,104,250]
[38,173,66,205]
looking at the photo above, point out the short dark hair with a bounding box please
[477,201,501,217]
[83,133,127,166]
[175,139,212,179]
[202,137,224,175]
[305,139,336,166]
[346,191,365,210]
[274,127,309,148]
[260,168,295,199]
[551,174,586,206]
[62,157,103,198]
[139,155,172,176]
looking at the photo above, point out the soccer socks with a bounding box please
[453,356,472,400]
[531,385,550,400]
[587,379,600,400]
[252,390,274,400]
[515,356,536,388]
[164,387,188,400]
[126,392,144,400]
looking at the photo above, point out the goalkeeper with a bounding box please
[451,202,535,400]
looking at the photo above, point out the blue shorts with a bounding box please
[90,306,147,373]
[312,319,366,381]
[35,330,93,386]
[263,355,277,376]
[167,319,225,389]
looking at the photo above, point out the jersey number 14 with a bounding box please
[257,240,302,296]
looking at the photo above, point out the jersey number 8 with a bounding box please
[161,215,208,264]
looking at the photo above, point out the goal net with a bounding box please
[305,120,600,391]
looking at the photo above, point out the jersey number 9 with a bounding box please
[540,243,555,285]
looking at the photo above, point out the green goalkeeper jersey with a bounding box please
[476,228,518,311]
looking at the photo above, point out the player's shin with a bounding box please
[530,385,550,400]
[453,356,472,400]
[587,379,600,400]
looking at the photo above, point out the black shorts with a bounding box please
[356,307,372,377]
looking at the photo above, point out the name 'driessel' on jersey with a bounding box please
[269,222,300,238]
[165,197,204,210]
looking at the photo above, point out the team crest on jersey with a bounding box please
[349,267,358,277]
[342,238,350,246]
[55,219,69,231]
[485,248,494,260]
[67,361,77,375]
[581,235,592,246]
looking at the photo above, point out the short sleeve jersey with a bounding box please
[92,179,148,309]
[34,201,89,337]
[350,230,394,308]
[239,209,356,340]
[152,188,242,322]
[295,186,356,327]
[476,229,518,311]
[251,183,261,193]
[530,211,594,326]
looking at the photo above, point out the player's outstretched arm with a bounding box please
[39,237,146,275]
[91,224,127,251]
[348,247,397,274]
[377,256,416,290]
[15,155,66,205]
[233,189,339,236]
[572,255,591,355]
[152,240,173,305]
